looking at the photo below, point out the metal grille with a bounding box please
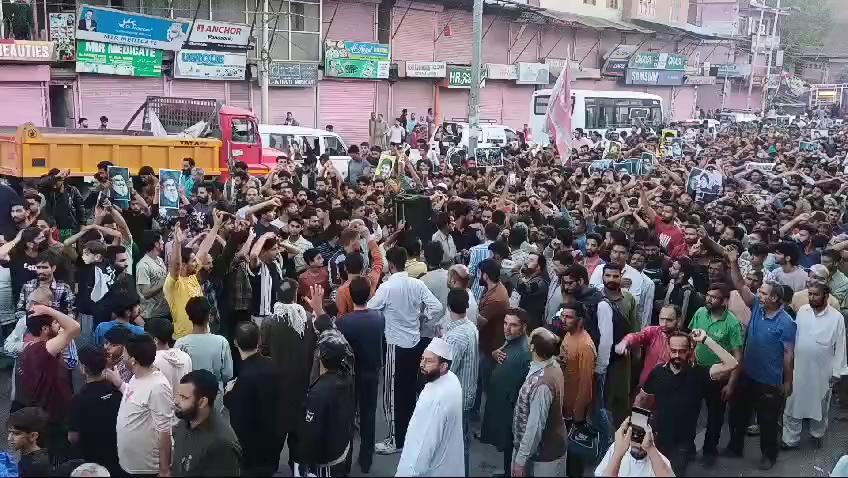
[140,96,222,134]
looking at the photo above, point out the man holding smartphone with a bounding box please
[633,329,738,476]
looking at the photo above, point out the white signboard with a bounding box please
[517,62,549,85]
[184,19,251,47]
[405,61,446,78]
[174,49,247,80]
[486,63,518,80]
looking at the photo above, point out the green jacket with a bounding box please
[172,411,242,477]
[480,334,532,451]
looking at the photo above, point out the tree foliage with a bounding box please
[779,0,833,67]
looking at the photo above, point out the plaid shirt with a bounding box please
[16,280,76,321]
[202,280,220,334]
[227,258,253,312]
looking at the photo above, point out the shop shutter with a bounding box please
[253,86,317,127]
[391,80,434,120]
[438,88,468,123]
[479,83,503,123]
[500,84,534,129]
[319,80,376,145]
[227,81,252,109]
[78,76,166,129]
[435,10,472,64]
[1,82,47,127]
[169,79,227,102]
[392,8,436,61]
[323,1,376,42]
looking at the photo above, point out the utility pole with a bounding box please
[746,4,765,111]
[259,0,271,123]
[761,0,781,116]
[468,0,483,160]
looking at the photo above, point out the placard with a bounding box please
[374,154,396,178]
[324,39,390,79]
[475,147,504,167]
[800,141,820,153]
[159,169,181,209]
[107,166,130,209]
[406,61,446,78]
[603,141,622,160]
[49,13,76,60]
[687,167,723,203]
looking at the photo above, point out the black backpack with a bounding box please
[581,292,630,364]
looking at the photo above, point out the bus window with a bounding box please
[585,106,598,129]
[534,95,550,115]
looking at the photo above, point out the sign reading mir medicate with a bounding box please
[269,62,318,86]
[324,39,390,79]
[628,52,687,71]
[76,5,190,51]
[76,40,162,77]
[185,19,251,48]
[406,61,446,78]
[174,49,246,81]
[0,40,55,62]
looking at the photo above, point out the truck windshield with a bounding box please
[232,118,256,144]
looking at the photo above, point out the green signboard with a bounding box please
[628,52,687,71]
[324,39,389,79]
[75,40,162,77]
[446,65,486,89]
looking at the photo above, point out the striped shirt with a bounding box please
[444,317,479,410]
[468,241,493,302]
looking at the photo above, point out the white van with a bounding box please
[258,124,351,180]
[429,122,519,157]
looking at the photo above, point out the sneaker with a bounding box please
[758,456,775,471]
[780,441,799,451]
[375,437,402,455]
[701,453,717,469]
[747,424,760,436]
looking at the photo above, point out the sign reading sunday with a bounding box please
[76,5,190,51]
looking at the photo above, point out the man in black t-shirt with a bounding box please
[68,344,122,476]
[635,330,738,476]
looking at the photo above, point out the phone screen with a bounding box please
[630,406,651,442]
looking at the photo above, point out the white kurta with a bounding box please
[396,371,465,477]
[785,304,848,420]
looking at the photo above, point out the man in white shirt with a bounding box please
[368,246,442,455]
[589,241,654,330]
[396,337,464,477]
[595,418,674,477]
[783,282,848,449]
[389,119,405,145]
[105,333,174,477]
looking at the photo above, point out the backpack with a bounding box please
[581,292,630,364]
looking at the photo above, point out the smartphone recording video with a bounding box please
[630,406,652,443]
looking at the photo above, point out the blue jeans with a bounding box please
[462,409,471,477]
[591,372,612,458]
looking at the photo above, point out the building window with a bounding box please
[246,0,321,62]
[584,0,596,5]
[607,0,618,7]
[639,0,656,17]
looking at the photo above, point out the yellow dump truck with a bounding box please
[0,123,221,179]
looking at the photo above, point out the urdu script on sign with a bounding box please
[0,43,51,59]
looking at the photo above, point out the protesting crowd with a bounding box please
[3,105,848,478]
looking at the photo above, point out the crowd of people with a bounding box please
[2,109,848,478]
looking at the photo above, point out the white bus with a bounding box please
[529,89,664,145]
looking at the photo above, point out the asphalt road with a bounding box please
[2,368,845,477]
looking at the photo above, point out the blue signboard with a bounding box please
[625,69,684,86]
[76,4,190,51]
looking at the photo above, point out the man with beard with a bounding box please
[687,283,744,468]
[396,337,464,477]
[136,231,169,323]
[475,259,510,419]
[658,258,704,327]
[636,329,738,476]
[172,369,242,476]
[589,241,653,332]
[17,304,80,466]
[614,304,681,388]
[37,168,84,240]
[103,326,134,383]
[510,327,567,477]
[93,295,144,347]
[15,253,74,322]
[726,248,796,470]
[582,233,605,278]
[191,182,214,227]
[782,282,848,450]
[640,185,686,258]
[516,252,549,331]
[92,245,136,327]
[770,241,809,293]
[480,308,531,477]
[179,158,196,194]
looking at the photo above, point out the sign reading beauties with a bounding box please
[269,62,318,86]
[174,49,246,80]
[76,5,190,51]
[324,39,389,79]
[76,40,162,77]
[0,40,55,62]
[184,19,250,48]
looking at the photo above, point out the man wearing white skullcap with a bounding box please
[396,337,465,477]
